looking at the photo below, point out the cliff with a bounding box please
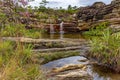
[77,0,120,31]
[77,0,120,21]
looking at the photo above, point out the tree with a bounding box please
[40,0,48,7]
[73,6,78,10]
[67,5,72,11]
[39,0,49,12]
[67,5,74,14]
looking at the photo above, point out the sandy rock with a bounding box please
[56,71,93,80]
[51,64,86,73]
[49,64,92,80]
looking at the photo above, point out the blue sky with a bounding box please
[29,0,112,8]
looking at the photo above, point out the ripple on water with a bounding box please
[42,56,88,70]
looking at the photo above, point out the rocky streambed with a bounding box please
[42,56,120,80]
[2,36,120,80]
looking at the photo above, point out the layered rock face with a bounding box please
[76,0,120,31]
[77,0,120,21]
[112,0,120,15]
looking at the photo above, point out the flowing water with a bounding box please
[40,33,120,80]
[42,56,120,80]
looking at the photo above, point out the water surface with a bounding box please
[41,33,84,39]
[43,56,120,80]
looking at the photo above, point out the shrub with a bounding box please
[0,22,43,39]
[83,22,110,36]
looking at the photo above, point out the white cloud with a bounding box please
[29,0,112,8]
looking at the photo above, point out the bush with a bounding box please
[0,22,43,39]
[83,22,109,36]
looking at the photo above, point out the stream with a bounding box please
[42,56,120,80]
[41,33,120,80]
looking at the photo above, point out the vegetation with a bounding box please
[0,0,119,79]
[0,41,43,80]
[88,26,120,72]
[36,51,80,64]
[0,0,45,79]
[83,22,110,36]
[0,0,81,79]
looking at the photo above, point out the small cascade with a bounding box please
[50,24,55,33]
[60,22,64,34]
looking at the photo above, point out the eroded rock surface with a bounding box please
[76,0,120,31]
[47,64,92,80]
[77,0,120,21]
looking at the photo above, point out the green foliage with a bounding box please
[89,28,120,71]
[0,41,42,80]
[0,22,43,39]
[38,51,80,64]
[83,22,110,36]
[39,0,49,12]
[67,5,77,14]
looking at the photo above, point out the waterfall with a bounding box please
[60,22,64,39]
[60,21,64,34]
[50,24,55,33]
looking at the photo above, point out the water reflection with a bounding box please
[42,56,120,80]
[41,33,84,39]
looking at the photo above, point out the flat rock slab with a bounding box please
[1,37,90,52]
[1,37,87,44]
[33,46,87,52]
[1,37,65,43]
[47,64,93,80]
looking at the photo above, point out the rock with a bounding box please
[49,64,93,80]
[56,71,93,80]
[92,2,106,8]
[78,59,88,62]
[77,0,120,22]
[77,2,108,21]
[51,64,86,73]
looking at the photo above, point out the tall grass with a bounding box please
[83,22,109,36]
[0,41,43,80]
[89,28,120,72]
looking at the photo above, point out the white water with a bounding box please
[59,22,64,39]
[60,21,64,34]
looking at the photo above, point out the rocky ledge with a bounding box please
[47,63,93,80]
[76,0,120,31]
[77,0,120,21]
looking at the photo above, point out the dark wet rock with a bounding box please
[77,2,110,21]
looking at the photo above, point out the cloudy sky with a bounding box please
[29,0,112,8]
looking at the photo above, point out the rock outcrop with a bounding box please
[48,64,93,80]
[77,0,120,21]
[76,0,120,31]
